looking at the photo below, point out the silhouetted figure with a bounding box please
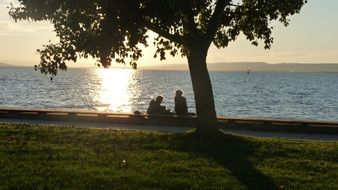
[174,90,188,115]
[147,96,170,114]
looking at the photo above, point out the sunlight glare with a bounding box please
[95,68,135,112]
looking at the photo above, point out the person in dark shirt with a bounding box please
[147,96,170,114]
[174,90,188,115]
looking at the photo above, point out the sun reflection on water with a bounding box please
[94,68,136,112]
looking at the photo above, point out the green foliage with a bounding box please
[0,123,337,189]
[9,0,306,75]
[8,0,307,128]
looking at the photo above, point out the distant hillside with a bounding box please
[0,63,14,67]
[140,62,338,72]
[140,63,188,71]
[208,62,338,72]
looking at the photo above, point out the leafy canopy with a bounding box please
[10,0,306,75]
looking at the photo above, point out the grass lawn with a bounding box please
[0,123,337,190]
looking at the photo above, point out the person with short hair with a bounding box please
[174,90,188,115]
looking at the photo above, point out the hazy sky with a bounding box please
[0,0,337,68]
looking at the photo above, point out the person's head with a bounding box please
[175,90,183,97]
[155,96,163,103]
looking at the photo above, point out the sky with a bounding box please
[0,0,338,68]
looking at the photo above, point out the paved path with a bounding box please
[1,118,338,141]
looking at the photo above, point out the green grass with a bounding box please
[0,123,337,190]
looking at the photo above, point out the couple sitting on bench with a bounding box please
[147,90,188,116]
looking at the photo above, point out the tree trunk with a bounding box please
[187,45,218,135]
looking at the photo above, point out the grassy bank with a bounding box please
[0,123,337,190]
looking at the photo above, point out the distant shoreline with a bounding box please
[141,62,338,72]
[2,62,338,73]
[2,66,338,73]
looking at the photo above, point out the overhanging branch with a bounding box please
[145,21,185,45]
[204,0,229,43]
[183,0,198,35]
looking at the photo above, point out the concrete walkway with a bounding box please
[1,118,338,141]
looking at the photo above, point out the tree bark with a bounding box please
[187,45,219,135]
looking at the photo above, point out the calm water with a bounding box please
[1,67,338,121]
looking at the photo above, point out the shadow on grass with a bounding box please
[169,131,278,190]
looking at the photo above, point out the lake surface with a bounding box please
[1,67,338,121]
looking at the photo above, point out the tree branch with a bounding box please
[182,0,198,36]
[145,21,185,45]
[228,3,240,7]
[204,0,229,43]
